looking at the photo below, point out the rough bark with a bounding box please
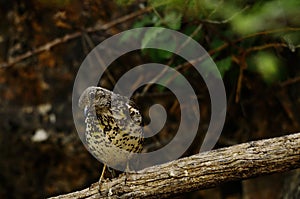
[49,132,300,199]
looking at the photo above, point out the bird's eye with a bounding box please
[90,92,95,100]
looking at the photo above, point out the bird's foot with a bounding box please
[98,164,107,192]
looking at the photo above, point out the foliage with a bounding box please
[116,0,300,84]
[248,52,286,84]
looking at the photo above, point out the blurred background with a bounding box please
[0,0,300,198]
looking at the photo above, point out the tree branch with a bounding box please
[0,6,153,68]
[49,132,300,199]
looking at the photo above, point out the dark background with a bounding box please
[0,0,299,198]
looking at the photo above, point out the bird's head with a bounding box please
[78,86,113,115]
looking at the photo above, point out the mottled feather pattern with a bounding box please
[78,86,143,169]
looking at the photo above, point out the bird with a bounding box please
[78,86,144,187]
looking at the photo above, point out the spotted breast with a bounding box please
[78,86,143,171]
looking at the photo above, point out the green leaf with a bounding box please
[141,28,177,61]
[249,52,285,84]
[215,57,232,77]
[141,28,165,49]
[163,11,182,30]
[132,14,158,28]
[182,25,203,41]
[209,38,224,50]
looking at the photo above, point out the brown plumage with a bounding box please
[78,86,143,172]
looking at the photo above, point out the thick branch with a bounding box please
[49,132,300,199]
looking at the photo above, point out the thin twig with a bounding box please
[200,5,250,24]
[0,7,153,68]
[235,55,247,103]
[140,5,249,95]
[152,29,300,93]
[81,32,118,90]
[140,23,204,95]
[280,76,300,87]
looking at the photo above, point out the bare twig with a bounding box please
[141,27,300,97]
[200,6,250,24]
[280,76,300,87]
[48,132,300,199]
[140,23,204,95]
[236,27,300,43]
[0,7,153,68]
[235,61,245,103]
[81,32,118,90]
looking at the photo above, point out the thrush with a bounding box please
[78,86,144,186]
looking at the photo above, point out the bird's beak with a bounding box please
[84,106,89,117]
